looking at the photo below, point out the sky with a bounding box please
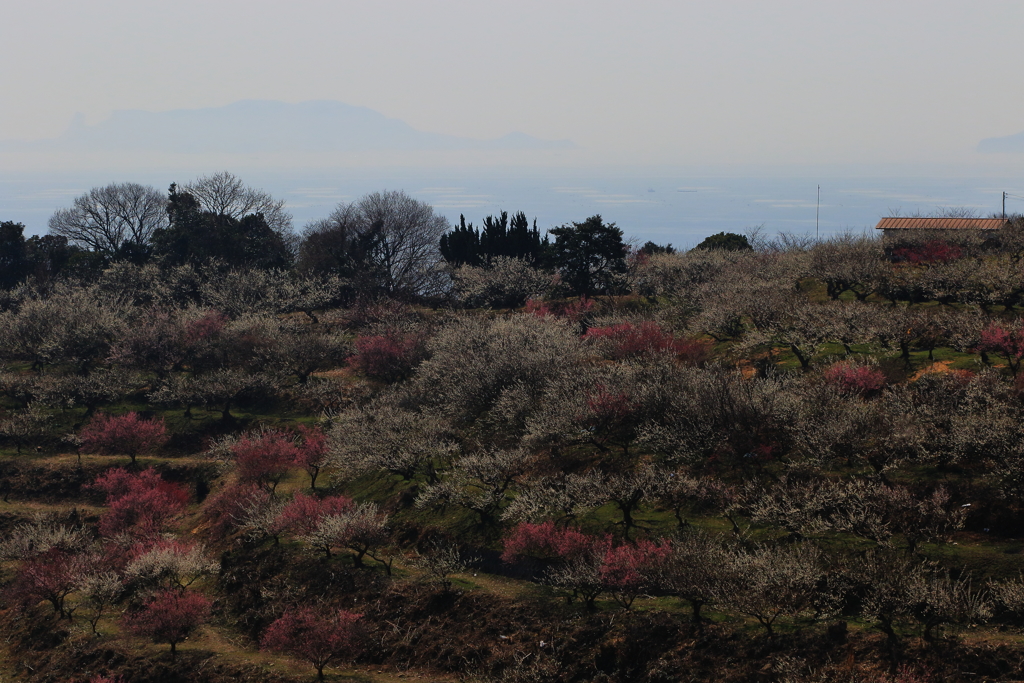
[3,0,1024,170]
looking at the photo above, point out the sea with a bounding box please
[2,165,1022,249]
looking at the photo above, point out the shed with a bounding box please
[874,217,1008,238]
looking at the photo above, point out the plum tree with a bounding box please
[78,570,123,635]
[328,399,456,483]
[124,540,219,591]
[16,547,92,619]
[231,428,299,494]
[718,542,823,637]
[451,256,554,309]
[123,589,211,657]
[262,607,362,681]
[978,321,1024,376]
[415,447,531,525]
[294,425,330,490]
[303,502,390,568]
[89,468,189,539]
[347,332,425,382]
[658,529,730,623]
[272,491,353,538]
[599,538,670,609]
[78,412,169,465]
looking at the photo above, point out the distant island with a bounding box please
[0,99,577,155]
[977,129,1024,153]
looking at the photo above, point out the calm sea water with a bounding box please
[2,166,1020,248]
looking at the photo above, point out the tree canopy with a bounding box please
[548,214,628,297]
[150,184,292,269]
[47,182,168,258]
[440,211,547,267]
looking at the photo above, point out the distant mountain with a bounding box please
[1,100,576,154]
[977,130,1024,154]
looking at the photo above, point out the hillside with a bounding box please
[4,225,1024,682]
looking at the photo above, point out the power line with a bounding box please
[1004,191,1024,218]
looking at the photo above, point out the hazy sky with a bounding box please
[4,0,1024,167]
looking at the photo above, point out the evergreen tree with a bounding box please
[440,211,546,266]
[549,215,627,297]
[0,221,28,289]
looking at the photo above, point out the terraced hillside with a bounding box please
[4,228,1024,682]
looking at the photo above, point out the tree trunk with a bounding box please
[790,344,811,371]
[690,599,705,624]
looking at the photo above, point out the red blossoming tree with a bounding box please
[273,491,354,538]
[90,468,188,539]
[16,548,92,619]
[822,362,886,396]
[123,589,211,657]
[295,425,329,490]
[79,412,169,465]
[261,607,363,680]
[231,429,299,494]
[978,321,1024,376]
[500,521,593,563]
[584,321,710,363]
[503,523,670,609]
[892,240,962,264]
[347,333,425,382]
[599,538,671,609]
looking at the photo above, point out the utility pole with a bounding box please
[1004,191,1007,219]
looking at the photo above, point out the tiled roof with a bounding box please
[875,217,1008,231]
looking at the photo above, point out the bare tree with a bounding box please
[316,190,450,297]
[181,171,292,234]
[48,182,167,256]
